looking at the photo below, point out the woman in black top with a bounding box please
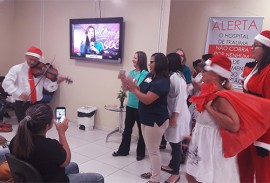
[9,103,104,183]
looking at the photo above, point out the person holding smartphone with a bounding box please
[56,107,66,123]
[125,53,170,183]
[113,51,149,161]
[9,103,104,183]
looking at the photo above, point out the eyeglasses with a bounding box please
[252,44,264,49]
[150,61,155,64]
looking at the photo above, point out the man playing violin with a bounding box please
[2,46,65,122]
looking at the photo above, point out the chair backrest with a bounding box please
[5,153,43,183]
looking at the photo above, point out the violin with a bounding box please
[30,61,73,84]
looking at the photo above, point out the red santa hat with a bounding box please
[254,30,270,47]
[204,55,232,78]
[25,46,43,60]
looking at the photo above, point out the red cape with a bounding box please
[190,82,270,158]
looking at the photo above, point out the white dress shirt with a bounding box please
[2,61,58,102]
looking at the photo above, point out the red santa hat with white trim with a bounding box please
[203,55,232,79]
[254,30,270,47]
[25,46,43,60]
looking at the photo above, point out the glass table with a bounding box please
[104,105,126,142]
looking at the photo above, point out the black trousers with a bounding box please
[168,142,181,175]
[14,101,41,122]
[117,106,145,157]
[160,135,167,146]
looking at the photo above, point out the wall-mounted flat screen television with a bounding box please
[70,17,124,64]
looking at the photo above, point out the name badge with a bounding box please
[145,78,152,83]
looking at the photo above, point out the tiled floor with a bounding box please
[1,112,188,183]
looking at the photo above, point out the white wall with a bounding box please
[167,0,270,68]
[4,0,269,133]
[1,0,171,131]
[0,0,14,74]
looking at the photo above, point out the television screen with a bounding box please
[70,17,124,64]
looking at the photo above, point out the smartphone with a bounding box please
[118,69,126,79]
[55,107,66,123]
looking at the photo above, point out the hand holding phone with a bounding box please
[124,76,138,92]
[118,70,126,80]
[55,107,66,123]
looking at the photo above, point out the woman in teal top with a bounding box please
[112,51,148,161]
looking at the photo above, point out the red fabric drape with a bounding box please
[190,82,270,157]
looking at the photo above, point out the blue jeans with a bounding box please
[66,162,104,183]
[40,94,53,103]
[0,148,9,163]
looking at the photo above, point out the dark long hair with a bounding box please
[84,25,96,54]
[85,25,96,42]
[151,52,169,79]
[257,45,270,73]
[167,53,183,76]
[136,51,148,71]
[202,53,213,61]
[12,103,53,160]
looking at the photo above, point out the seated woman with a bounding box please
[0,135,12,182]
[9,103,104,183]
[0,135,9,163]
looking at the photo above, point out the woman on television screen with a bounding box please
[80,25,103,56]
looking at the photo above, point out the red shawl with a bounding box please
[190,82,270,158]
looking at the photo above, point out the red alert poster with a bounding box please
[205,17,264,89]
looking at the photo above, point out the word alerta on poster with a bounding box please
[205,17,263,89]
[209,20,257,58]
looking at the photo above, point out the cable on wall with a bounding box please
[99,0,102,18]
[40,0,45,50]
[157,0,165,52]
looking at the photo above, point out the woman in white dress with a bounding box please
[185,55,240,183]
[162,53,191,183]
